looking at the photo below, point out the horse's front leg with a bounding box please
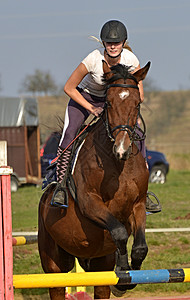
[78,193,131,298]
[111,199,148,297]
[78,192,130,270]
[131,199,148,270]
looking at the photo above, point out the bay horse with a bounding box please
[38,61,151,300]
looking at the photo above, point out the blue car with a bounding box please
[41,133,169,184]
[146,149,169,184]
[40,132,61,178]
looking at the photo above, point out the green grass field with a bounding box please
[12,170,190,299]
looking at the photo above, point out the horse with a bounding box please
[38,60,151,300]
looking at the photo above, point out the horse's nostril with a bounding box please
[113,144,117,154]
[113,143,132,161]
[113,145,120,160]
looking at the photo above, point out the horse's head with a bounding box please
[102,60,151,160]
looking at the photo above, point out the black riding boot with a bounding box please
[51,147,71,208]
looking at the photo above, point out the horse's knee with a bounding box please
[130,227,148,269]
[110,223,128,248]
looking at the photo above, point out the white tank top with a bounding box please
[79,48,139,97]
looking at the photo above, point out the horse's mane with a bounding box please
[102,64,137,85]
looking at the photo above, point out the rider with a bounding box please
[42,20,161,213]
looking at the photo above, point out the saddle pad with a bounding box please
[71,140,85,175]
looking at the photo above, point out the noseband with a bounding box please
[102,82,146,144]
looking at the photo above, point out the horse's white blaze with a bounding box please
[119,90,129,100]
[116,132,128,157]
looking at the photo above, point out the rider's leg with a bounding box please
[51,90,106,207]
[56,99,90,183]
[55,89,106,184]
[42,99,89,190]
[56,147,72,183]
[42,89,105,191]
[50,101,89,207]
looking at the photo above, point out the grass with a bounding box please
[146,170,190,229]
[11,170,190,298]
[12,185,42,231]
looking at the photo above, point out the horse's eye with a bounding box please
[119,90,129,100]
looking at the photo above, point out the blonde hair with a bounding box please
[123,41,133,52]
[89,36,133,53]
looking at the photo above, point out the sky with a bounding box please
[0,0,190,97]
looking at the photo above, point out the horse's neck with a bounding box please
[86,121,142,173]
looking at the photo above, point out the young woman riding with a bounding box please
[43,20,161,213]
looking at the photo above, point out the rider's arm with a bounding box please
[133,64,144,103]
[64,63,103,116]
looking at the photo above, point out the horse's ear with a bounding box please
[102,60,110,73]
[133,61,151,82]
[102,60,113,80]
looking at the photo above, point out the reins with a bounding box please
[51,116,97,164]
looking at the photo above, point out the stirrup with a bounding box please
[51,183,69,208]
[146,191,162,214]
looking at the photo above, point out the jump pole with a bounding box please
[13,268,190,289]
[0,141,14,299]
[12,235,38,246]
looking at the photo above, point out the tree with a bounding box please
[20,69,57,96]
[42,72,58,95]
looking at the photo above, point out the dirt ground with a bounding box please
[14,292,190,300]
[14,295,49,300]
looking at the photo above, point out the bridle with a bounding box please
[102,82,146,144]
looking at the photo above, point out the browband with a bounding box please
[106,83,139,91]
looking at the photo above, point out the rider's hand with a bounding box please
[90,106,103,117]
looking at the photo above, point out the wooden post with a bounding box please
[37,126,41,180]
[0,175,4,299]
[0,141,14,299]
[0,141,7,166]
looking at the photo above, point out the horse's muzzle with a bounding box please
[113,143,132,161]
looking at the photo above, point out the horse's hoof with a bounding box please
[110,282,137,297]
[110,285,126,297]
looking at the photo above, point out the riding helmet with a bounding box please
[100,20,127,43]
